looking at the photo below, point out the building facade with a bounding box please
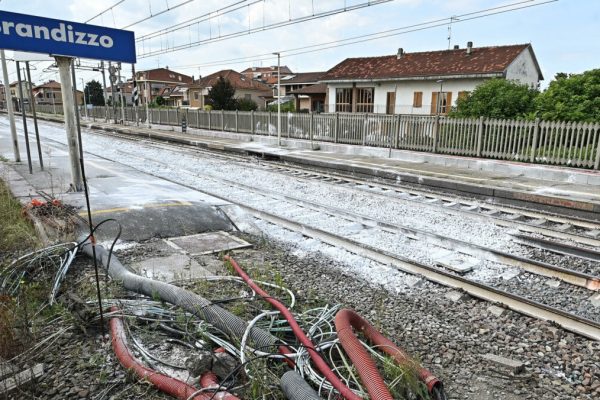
[135,68,193,105]
[321,43,543,115]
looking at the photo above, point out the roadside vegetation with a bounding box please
[0,178,37,256]
[451,68,600,121]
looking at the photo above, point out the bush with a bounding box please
[535,69,600,122]
[268,101,295,113]
[450,79,538,119]
[236,98,258,111]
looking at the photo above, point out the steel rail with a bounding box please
[32,126,600,341]
[79,122,600,247]
[512,233,600,263]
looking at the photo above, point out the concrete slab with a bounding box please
[435,253,480,274]
[132,253,212,282]
[167,231,252,255]
[481,353,524,374]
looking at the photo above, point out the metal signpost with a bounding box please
[1,49,19,162]
[0,10,136,337]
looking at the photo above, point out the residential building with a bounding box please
[9,80,33,103]
[189,69,272,109]
[279,72,327,112]
[135,67,193,104]
[160,85,190,107]
[32,80,84,107]
[320,43,543,115]
[241,65,293,83]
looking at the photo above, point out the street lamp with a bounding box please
[273,52,281,146]
[436,79,444,116]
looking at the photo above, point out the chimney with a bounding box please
[453,45,459,50]
[397,48,404,59]
[466,41,473,55]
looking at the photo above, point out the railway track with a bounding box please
[86,123,600,250]
[26,120,600,340]
[37,127,600,341]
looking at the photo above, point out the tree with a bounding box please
[155,95,165,106]
[84,80,105,106]
[207,76,237,110]
[450,78,538,119]
[535,69,600,122]
[236,97,258,111]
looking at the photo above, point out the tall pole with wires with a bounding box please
[273,52,281,146]
[1,49,20,162]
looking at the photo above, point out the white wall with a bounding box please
[327,78,487,115]
[505,48,541,88]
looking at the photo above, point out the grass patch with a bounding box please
[0,178,37,254]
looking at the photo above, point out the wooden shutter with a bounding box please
[445,92,452,114]
[431,92,438,115]
[386,91,396,114]
[413,91,422,108]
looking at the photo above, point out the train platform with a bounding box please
[0,115,235,242]
[74,117,600,220]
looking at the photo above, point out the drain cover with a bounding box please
[166,231,252,255]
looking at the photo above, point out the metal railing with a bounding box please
[22,104,600,169]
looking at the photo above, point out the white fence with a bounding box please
[28,104,600,170]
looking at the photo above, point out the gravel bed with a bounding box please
[235,232,600,399]
[488,272,600,322]
[519,244,600,276]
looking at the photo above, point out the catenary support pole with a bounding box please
[118,63,125,124]
[1,49,20,162]
[81,78,88,119]
[100,61,108,122]
[108,61,117,124]
[15,62,32,174]
[55,56,83,191]
[25,62,43,171]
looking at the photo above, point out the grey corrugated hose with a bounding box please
[281,370,322,400]
[79,238,323,400]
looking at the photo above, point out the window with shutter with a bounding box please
[413,91,423,108]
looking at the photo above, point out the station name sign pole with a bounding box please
[0,11,137,338]
[0,10,136,189]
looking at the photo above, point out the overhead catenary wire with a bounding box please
[164,0,558,71]
[137,0,394,58]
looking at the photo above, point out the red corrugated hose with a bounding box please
[225,255,363,400]
[200,371,241,400]
[335,308,446,400]
[109,307,236,400]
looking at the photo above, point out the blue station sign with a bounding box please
[0,11,136,63]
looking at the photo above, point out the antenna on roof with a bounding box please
[447,15,459,49]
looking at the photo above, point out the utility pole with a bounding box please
[15,62,32,174]
[25,62,43,170]
[131,64,139,126]
[100,61,108,121]
[81,78,88,119]
[118,62,125,124]
[108,61,117,124]
[144,72,151,128]
[273,52,281,146]
[1,49,20,162]
[55,56,83,191]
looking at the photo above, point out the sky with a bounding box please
[0,0,598,89]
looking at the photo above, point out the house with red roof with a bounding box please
[320,42,543,115]
[189,69,272,109]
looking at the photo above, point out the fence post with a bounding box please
[251,111,255,134]
[395,114,401,149]
[310,112,314,149]
[476,116,484,157]
[221,110,225,131]
[432,115,440,153]
[268,112,272,136]
[235,110,239,133]
[158,108,161,125]
[530,118,540,163]
[334,113,339,143]
[362,113,368,145]
[594,124,600,170]
[208,110,212,130]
